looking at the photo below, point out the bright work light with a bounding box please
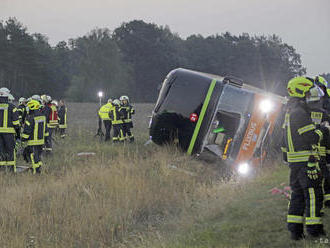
[259,99,273,113]
[238,162,250,175]
[98,91,103,98]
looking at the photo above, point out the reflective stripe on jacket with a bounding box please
[282,99,325,164]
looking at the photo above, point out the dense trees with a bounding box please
[0,18,318,102]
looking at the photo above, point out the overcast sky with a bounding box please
[1,0,329,75]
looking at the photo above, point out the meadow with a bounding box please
[0,103,329,247]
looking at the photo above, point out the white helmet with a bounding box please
[0,87,10,94]
[119,95,129,102]
[32,94,42,103]
[19,97,26,105]
[8,94,15,102]
[107,98,113,103]
[51,100,58,106]
[41,94,47,102]
[47,95,52,102]
[113,99,120,106]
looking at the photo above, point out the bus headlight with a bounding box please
[259,99,273,113]
[238,163,250,175]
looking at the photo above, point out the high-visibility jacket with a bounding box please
[22,110,49,146]
[109,105,123,125]
[119,104,135,123]
[17,104,26,125]
[98,103,114,121]
[0,96,20,134]
[48,103,58,128]
[307,101,330,158]
[282,99,326,164]
[58,105,67,129]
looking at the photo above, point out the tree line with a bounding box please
[1,17,326,102]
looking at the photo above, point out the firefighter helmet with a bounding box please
[41,94,48,102]
[120,95,129,101]
[113,99,120,106]
[0,87,10,94]
[107,98,113,103]
[19,97,26,105]
[27,100,40,110]
[315,76,330,96]
[8,94,14,102]
[287,77,314,98]
[32,94,42,102]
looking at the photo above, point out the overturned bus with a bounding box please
[149,68,286,174]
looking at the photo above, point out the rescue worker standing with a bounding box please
[284,77,329,240]
[311,76,330,208]
[17,97,27,126]
[119,95,135,142]
[110,99,124,143]
[98,99,113,141]
[58,99,67,138]
[22,100,48,174]
[0,88,20,172]
[41,95,58,152]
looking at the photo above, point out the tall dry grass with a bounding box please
[0,103,235,247]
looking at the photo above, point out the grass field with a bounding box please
[0,103,330,247]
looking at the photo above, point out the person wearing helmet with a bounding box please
[17,97,27,125]
[98,98,114,141]
[0,90,20,172]
[119,95,135,142]
[21,100,49,174]
[314,76,330,114]
[8,94,15,105]
[309,76,330,210]
[41,95,58,153]
[110,99,124,143]
[283,76,329,240]
[58,99,67,138]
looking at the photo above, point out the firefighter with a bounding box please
[110,99,124,143]
[119,95,135,142]
[311,76,330,208]
[17,97,27,125]
[98,99,114,141]
[41,95,58,152]
[0,88,20,172]
[58,99,67,138]
[283,77,329,240]
[22,100,48,174]
[315,76,330,114]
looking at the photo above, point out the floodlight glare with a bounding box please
[259,99,273,113]
[98,91,103,98]
[238,163,250,175]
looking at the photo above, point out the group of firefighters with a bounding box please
[282,75,330,240]
[0,87,67,174]
[98,95,135,143]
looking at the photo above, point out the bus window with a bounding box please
[205,111,241,158]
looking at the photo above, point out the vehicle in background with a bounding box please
[149,68,286,175]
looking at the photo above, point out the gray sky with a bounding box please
[1,0,329,75]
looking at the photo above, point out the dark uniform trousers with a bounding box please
[23,145,43,174]
[0,133,15,172]
[122,122,134,142]
[45,128,53,152]
[103,120,112,141]
[113,124,124,143]
[288,164,323,236]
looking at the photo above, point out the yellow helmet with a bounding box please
[27,100,40,110]
[287,77,314,98]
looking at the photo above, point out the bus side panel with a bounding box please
[234,94,284,167]
[191,81,223,154]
